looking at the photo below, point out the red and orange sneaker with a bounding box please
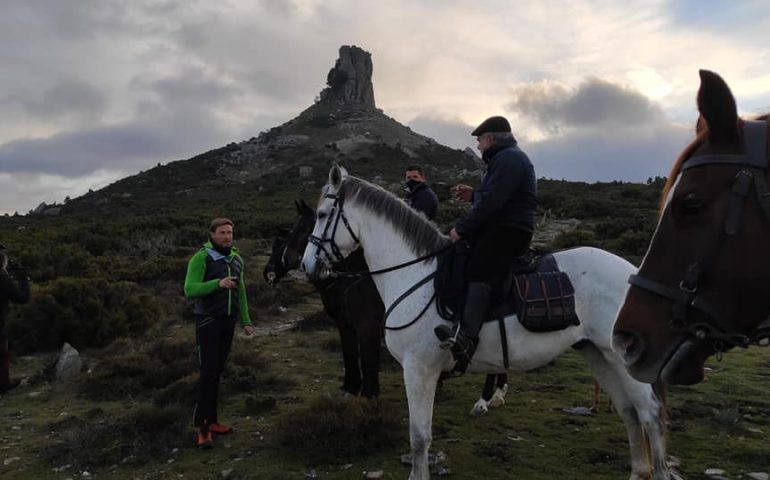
[197,424,213,449]
[209,423,233,435]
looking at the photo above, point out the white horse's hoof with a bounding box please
[470,398,489,416]
[487,384,508,408]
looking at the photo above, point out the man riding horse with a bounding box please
[434,115,538,370]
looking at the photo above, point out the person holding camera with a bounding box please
[184,218,254,449]
[0,243,31,394]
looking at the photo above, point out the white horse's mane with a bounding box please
[330,176,451,257]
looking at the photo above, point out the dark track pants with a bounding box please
[193,315,235,427]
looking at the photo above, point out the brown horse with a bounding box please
[613,70,770,386]
[264,200,385,397]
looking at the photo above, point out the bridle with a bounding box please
[629,120,770,351]
[307,187,451,330]
[308,191,360,267]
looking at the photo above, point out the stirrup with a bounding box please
[434,323,461,350]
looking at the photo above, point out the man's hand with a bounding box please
[242,324,255,336]
[451,184,474,202]
[219,276,238,289]
[449,228,462,243]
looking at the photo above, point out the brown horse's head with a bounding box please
[613,70,770,385]
[262,199,316,285]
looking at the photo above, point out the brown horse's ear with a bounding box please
[697,69,739,144]
[294,199,301,212]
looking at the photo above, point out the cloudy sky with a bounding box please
[1,0,769,214]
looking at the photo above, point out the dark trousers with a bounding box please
[466,225,532,287]
[194,315,235,427]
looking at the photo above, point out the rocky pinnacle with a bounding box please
[319,45,376,108]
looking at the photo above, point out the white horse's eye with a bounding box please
[317,212,327,220]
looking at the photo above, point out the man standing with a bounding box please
[0,244,30,394]
[184,218,254,449]
[434,116,537,369]
[404,165,439,220]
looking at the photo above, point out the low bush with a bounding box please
[44,405,188,468]
[274,395,402,464]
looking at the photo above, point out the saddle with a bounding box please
[435,247,580,333]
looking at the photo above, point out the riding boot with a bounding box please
[435,282,491,372]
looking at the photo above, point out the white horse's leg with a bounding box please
[579,344,670,480]
[402,355,441,480]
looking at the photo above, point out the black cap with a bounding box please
[471,116,511,136]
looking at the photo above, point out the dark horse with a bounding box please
[613,70,770,386]
[264,200,509,408]
[264,200,384,397]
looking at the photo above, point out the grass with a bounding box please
[2,275,770,479]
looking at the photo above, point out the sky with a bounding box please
[1,0,769,215]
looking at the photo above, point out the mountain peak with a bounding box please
[318,45,375,108]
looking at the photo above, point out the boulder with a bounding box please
[54,342,82,382]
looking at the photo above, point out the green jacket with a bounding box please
[184,241,252,327]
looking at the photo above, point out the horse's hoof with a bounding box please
[487,385,508,408]
[470,399,488,416]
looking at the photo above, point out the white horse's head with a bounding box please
[301,165,360,280]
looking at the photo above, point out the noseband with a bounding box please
[629,120,770,350]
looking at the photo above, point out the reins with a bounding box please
[309,187,452,331]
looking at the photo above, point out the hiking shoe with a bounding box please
[197,425,213,449]
[209,423,233,435]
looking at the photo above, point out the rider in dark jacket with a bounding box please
[0,245,31,394]
[435,116,537,369]
[405,165,439,220]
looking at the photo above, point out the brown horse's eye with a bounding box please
[681,200,704,215]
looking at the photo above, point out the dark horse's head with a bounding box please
[262,199,316,286]
[613,70,770,385]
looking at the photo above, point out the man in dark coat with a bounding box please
[434,116,537,369]
[0,244,31,394]
[404,165,439,220]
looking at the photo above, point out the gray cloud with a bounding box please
[12,79,107,121]
[509,78,665,132]
[527,123,692,182]
[406,115,474,150]
[0,111,231,177]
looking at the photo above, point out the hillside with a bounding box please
[3,45,746,480]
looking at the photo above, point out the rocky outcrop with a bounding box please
[318,45,375,108]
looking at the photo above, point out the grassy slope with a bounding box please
[1,266,769,480]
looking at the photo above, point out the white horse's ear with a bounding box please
[329,164,346,189]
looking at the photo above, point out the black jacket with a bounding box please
[406,183,439,220]
[455,138,537,239]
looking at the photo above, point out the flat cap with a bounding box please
[471,116,511,136]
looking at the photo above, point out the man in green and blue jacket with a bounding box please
[184,218,254,449]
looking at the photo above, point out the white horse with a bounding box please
[302,166,669,480]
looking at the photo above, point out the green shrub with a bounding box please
[551,229,597,249]
[274,396,402,464]
[7,278,162,353]
[43,405,188,468]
